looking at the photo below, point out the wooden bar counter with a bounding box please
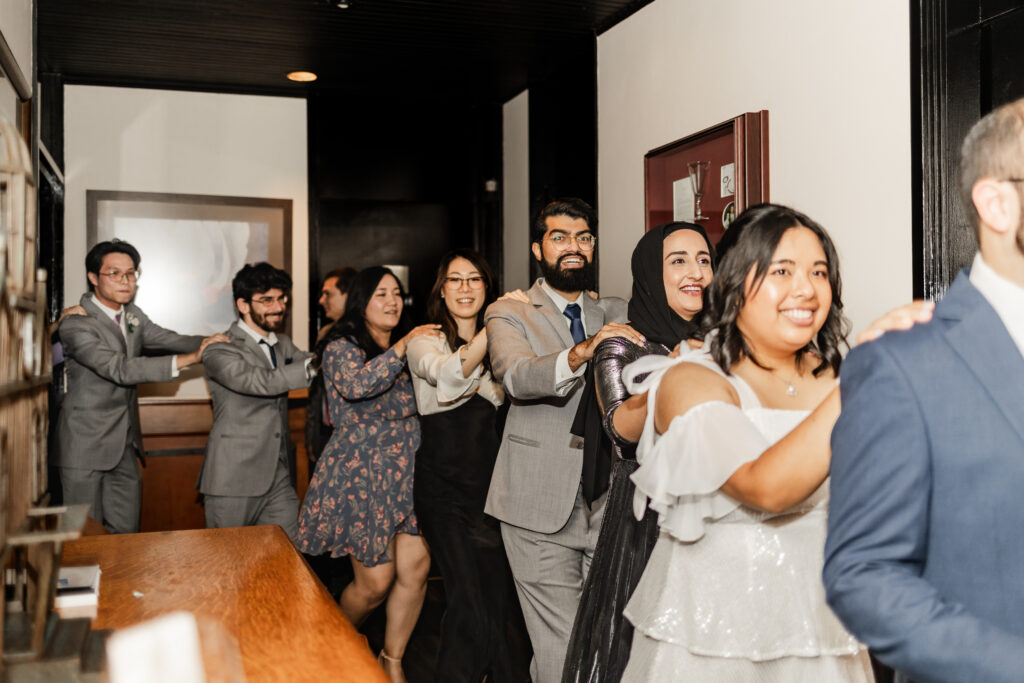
[62,525,386,682]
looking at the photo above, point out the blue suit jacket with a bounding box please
[824,271,1024,683]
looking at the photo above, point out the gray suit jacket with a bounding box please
[483,279,628,533]
[824,272,1024,683]
[56,294,202,470]
[200,321,312,497]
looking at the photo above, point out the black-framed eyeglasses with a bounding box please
[250,294,289,306]
[99,269,141,282]
[444,276,485,290]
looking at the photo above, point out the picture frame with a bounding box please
[86,190,292,339]
[644,111,769,247]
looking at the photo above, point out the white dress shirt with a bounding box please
[539,280,589,387]
[970,253,1024,359]
[406,334,504,415]
[236,319,314,376]
[237,318,280,367]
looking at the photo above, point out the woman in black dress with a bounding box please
[407,249,527,682]
[563,222,717,683]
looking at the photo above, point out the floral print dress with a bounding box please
[297,338,421,567]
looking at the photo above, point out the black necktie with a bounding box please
[259,339,277,368]
[563,303,586,345]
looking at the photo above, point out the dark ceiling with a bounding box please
[39,0,651,102]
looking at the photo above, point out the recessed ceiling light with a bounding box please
[287,71,317,82]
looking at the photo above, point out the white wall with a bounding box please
[598,0,912,336]
[65,85,308,396]
[0,0,33,123]
[503,90,530,291]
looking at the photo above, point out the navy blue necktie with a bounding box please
[563,303,586,345]
[260,339,278,368]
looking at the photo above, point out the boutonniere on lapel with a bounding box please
[125,312,140,334]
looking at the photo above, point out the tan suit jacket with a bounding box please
[484,279,627,533]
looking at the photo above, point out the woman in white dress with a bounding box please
[620,204,931,682]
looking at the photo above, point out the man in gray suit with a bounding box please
[57,239,226,533]
[825,97,1024,681]
[485,198,642,682]
[200,262,313,542]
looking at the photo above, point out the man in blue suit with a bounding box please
[825,97,1024,682]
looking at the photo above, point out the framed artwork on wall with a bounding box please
[86,191,292,339]
[645,111,769,247]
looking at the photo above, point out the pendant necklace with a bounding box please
[771,366,800,397]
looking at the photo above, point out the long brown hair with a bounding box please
[426,249,497,354]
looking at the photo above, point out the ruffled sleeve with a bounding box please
[406,334,504,407]
[630,401,769,543]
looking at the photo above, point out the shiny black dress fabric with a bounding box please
[562,338,668,683]
[413,394,516,683]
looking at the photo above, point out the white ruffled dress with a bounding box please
[620,350,873,683]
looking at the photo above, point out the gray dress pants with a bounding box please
[500,485,606,683]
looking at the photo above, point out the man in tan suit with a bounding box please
[484,198,642,682]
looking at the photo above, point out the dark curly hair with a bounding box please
[703,203,850,377]
[315,266,411,366]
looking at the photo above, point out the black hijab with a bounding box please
[572,222,715,505]
[628,222,714,347]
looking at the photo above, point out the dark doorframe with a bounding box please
[913,0,1024,299]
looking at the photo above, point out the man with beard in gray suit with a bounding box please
[57,239,228,533]
[200,262,313,542]
[484,198,644,682]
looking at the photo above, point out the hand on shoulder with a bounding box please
[856,300,934,345]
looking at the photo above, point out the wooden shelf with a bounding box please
[0,374,52,400]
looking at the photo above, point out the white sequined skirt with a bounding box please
[622,508,873,682]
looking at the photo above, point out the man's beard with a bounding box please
[252,308,287,333]
[538,252,596,292]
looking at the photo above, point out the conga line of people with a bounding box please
[291,201,929,683]
[55,98,1024,683]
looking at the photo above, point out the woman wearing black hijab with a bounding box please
[563,222,716,683]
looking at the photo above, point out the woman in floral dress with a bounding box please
[298,266,441,683]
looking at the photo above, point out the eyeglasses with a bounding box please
[545,232,596,251]
[100,269,141,282]
[444,276,485,290]
[250,294,289,306]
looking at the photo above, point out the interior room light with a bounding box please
[287,71,318,82]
